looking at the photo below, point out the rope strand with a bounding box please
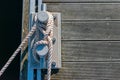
[47,37,53,80]
[33,12,54,80]
[0,26,36,77]
[0,12,54,80]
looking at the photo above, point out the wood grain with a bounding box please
[62,21,120,40]
[44,0,120,3]
[47,3,120,20]
[49,62,120,80]
[62,41,120,61]
[21,0,120,80]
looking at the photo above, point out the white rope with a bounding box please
[0,12,54,80]
[33,12,54,80]
[32,40,48,63]
[0,26,37,77]
[47,36,53,80]
[46,12,54,80]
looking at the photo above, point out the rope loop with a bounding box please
[0,11,54,80]
[32,11,54,80]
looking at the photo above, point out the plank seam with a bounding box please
[45,2,120,4]
[62,19,120,22]
[62,61,120,63]
[44,2,120,3]
[62,40,120,41]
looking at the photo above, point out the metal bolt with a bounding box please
[53,16,56,21]
[52,62,56,68]
[52,38,56,45]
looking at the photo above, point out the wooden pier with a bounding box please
[21,0,120,80]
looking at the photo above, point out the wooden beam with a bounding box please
[47,3,120,20]
[46,62,120,80]
[43,0,120,3]
[62,21,120,40]
[62,41,120,61]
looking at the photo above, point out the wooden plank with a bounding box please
[49,62,120,80]
[62,21,120,40]
[20,0,29,80]
[44,0,120,3]
[62,41,120,61]
[21,0,120,80]
[47,3,120,20]
[22,0,29,40]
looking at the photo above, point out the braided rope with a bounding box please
[47,36,53,80]
[0,12,54,80]
[0,26,37,77]
[46,12,54,80]
[33,12,54,80]
[32,40,48,63]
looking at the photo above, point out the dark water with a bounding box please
[0,0,22,80]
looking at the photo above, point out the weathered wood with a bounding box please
[44,0,120,3]
[20,0,29,80]
[22,0,29,40]
[62,21,120,40]
[47,3,120,20]
[49,62,120,80]
[62,41,120,61]
[21,0,120,80]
